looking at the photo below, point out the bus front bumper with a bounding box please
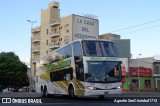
[85,88,122,96]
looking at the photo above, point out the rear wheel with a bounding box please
[41,86,45,97]
[43,86,49,97]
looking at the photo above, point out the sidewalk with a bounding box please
[107,92,160,97]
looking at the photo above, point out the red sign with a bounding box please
[129,67,152,76]
[121,64,127,76]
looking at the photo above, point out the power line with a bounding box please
[120,24,160,35]
[111,18,160,33]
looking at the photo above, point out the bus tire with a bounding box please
[44,86,49,98]
[68,85,76,99]
[41,86,45,97]
[99,95,104,100]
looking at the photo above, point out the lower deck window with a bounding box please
[50,68,73,81]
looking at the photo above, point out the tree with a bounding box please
[0,52,29,91]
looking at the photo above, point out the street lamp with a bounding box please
[27,20,37,92]
[138,53,142,91]
[27,20,37,30]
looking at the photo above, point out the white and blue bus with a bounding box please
[35,39,122,99]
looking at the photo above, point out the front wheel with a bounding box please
[68,86,76,99]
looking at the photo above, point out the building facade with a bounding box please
[122,57,160,92]
[30,2,99,89]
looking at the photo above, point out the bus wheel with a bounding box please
[41,86,44,97]
[99,95,104,100]
[44,86,49,97]
[68,86,75,99]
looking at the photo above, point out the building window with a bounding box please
[145,80,151,88]
[66,30,69,33]
[47,29,48,35]
[46,40,48,45]
[155,65,160,74]
[132,79,138,88]
[64,24,69,29]
[65,24,69,33]
[59,38,62,41]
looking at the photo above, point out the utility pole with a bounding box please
[138,54,142,91]
[27,20,37,91]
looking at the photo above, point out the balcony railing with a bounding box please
[32,26,41,33]
[32,55,40,62]
[153,70,160,76]
[48,42,60,49]
[32,46,40,53]
[49,21,60,27]
[49,31,60,38]
[32,36,40,43]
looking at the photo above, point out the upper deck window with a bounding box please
[82,41,119,57]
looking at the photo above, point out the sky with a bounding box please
[1,0,160,66]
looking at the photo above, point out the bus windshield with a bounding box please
[82,40,119,57]
[85,61,121,83]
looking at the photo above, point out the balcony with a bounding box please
[153,70,160,76]
[32,46,40,53]
[49,31,60,38]
[49,21,60,27]
[32,36,40,43]
[32,55,40,63]
[49,42,60,49]
[154,74,160,77]
[32,26,41,33]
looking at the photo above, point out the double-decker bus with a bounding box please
[35,39,122,99]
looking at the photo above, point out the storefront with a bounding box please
[120,58,129,92]
[122,67,155,92]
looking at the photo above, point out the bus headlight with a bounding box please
[86,86,96,90]
[117,85,122,89]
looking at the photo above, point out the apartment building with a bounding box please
[30,2,99,88]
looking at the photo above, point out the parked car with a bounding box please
[2,87,14,92]
[19,86,29,92]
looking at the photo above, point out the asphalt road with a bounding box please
[0,92,160,106]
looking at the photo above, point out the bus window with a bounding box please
[73,41,84,81]
[82,41,102,56]
[55,44,72,60]
[63,44,72,58]
[100,42,119,57]
[50,68,73,81]
[73,41,82,57]
[75,63,84,81]
[82,41,119,57]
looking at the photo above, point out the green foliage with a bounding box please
[0,52,29,90]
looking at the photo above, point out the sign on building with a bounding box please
[73,15,99,40]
